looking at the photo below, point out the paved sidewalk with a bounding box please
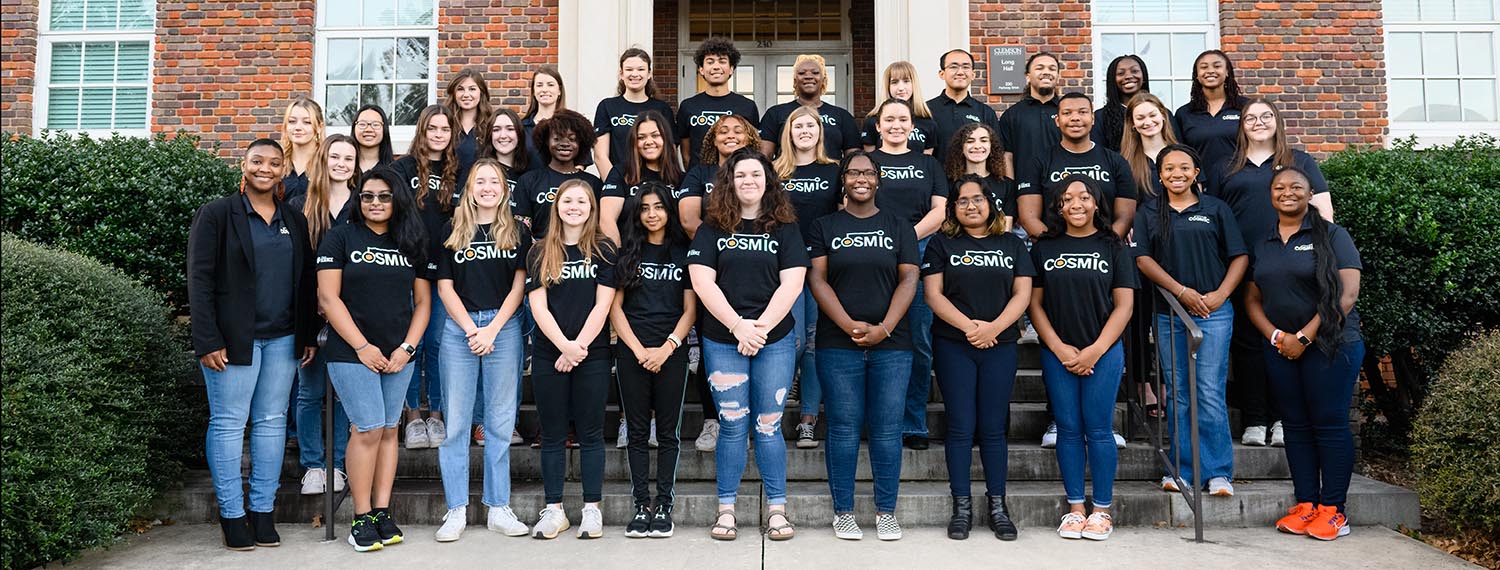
[64,523,1477,570]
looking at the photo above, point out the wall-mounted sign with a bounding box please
[988,46,1026,94]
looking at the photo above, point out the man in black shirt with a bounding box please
[1016,93,1137,240]
[926,49,1001,161]
[675,37,760,168]
[758,54,861,160]
[996,51,1061,179]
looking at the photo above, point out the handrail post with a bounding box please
[1153,286,1206,543]
[324,373,336,542]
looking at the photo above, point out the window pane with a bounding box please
[1387,33,1423,76]
[1385,1,1420,21]
[80,87,115,128]
[361,84,394,123]
[115,87,148,128]
[364,0,398,26]
[777,65,793,95]
[50,42,83,83]
[85,0,118,29]
[1461,79,1497,121]
[394,83,426,126]
[826,65,837,94]
[1135,33,1171,79]
[397,0,433,26]
[361,38,395,80]
[1095,0,1131,23]
[394,37,429,80]
[82,42,117,83]
[1135,0,1169,22]
[324,0,360,27]
[116,42,150,82]
[326,85,359,126]
[1423,33,1460,76]
[1427,79,1462,121]
[1169,79,1192,110]
[1389,78,1427,121]
[50,0,84,30]
[1421,0,1457,20]
[326,39,359,80]
[1100,33,1135,64]
[1168,0,1209,21]
[47,88,80,129]
[734,65,755,96]
[1455,0,1494,19]
[119,0,153,30]
[1460,33,1494,75]
[1171,33,1206,77]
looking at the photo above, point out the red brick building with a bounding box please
[3,1,1496,156]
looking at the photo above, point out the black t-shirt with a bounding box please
[927,92,1002,161]
[920,231,1037,343]
[783,161,843,240]
[869,150,945,227]
[975,175,1019,219]
[861,114,941,153]
[1130,196,1246,314]
[435,221,532,313]
[1031,232,1140,349]
[616,242,692,347]
[525,243,618,360]
[807,210,920,351]
[1017,144,1137,215]
[391,155,465,255]
[996,95,1060,180]
[686,220,810,344]
[1207,150,1329,246]
[456,125,480,175]
[675,92,760,167]
[593,96,676,168]
[1248,217,1363,343]
[602,166,664,200]
[759,101,861,160]
[316,224,422,364]
[674,163,719,214]
[287,192,355,230]
[1173,98,1248,182]
[514,166,604,239]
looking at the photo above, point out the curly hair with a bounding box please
[531,108,597,166]
[1040,174,1118,243]
[943,123,1005,180]
[706,148,796,234]
[694,36,741,68]
[699,114,761,166]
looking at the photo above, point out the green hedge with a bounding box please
[1,131,239,311]
[1412,330,1500,533]
[1,235,197,570]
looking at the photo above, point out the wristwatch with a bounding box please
[1295,332,1312,347]
[666,334,683,349]
[400,342,417,356]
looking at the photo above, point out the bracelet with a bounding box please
[876,322,890,336]
[1270,330,1284,345]
[1176,285,1188,298]
[353,342,371,352]
[730,315,744,333]
[666,334,682,349]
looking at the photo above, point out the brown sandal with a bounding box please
[766,508,795,541]
[710,509,738,541]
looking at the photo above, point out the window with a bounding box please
[1092,0,1218,111]
[1385,0,1500,140]
[314,0,438,144]
[34,0,155,135]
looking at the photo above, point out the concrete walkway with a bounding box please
[62,523,1477,570]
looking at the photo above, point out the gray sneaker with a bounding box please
[832,513,862,540]
[532,506,569,539]
[695,419,719,452]
[404,419,429,449]
[577,505,603,539]
[425,417,447,448]
[875,513,903,541]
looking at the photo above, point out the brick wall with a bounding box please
[969,0,1095,115]
[439,0,556,111]
[652,0,679,106]
[1219,1,1387,154]
[850,0,875,116]
[1,0,39,135]
[154,1,315,153]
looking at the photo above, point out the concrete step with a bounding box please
[163,473,1418,531]
[269,442,1291,483]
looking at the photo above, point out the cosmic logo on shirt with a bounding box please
[880,165,926,180]
[717,233,779,253]
[783,178,831,193]
[638,262,683,281]
[830,230,894,251]
[1048,164,1112,183]
[348,247,412,268]
[688,110,733,127]
[535,186,560,205]
[452,242,517,264]
[1042,251,1110,273]
[950,250,1014,268]
[610,113,639,127]
[559,258,599,280]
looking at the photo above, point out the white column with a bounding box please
[873,0,970,104]
[558,0,655,118]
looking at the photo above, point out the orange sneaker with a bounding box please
[1275,502,1317,535]
[1305,506,1349,541]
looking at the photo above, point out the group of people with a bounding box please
[186,36,1367,552]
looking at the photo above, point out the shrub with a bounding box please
[1322,134,1500,445]
[1,131,239,311]
[1,235,197,570]
[1411,330,1500,533]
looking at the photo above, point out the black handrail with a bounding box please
[1125,286,1205,543]
[324,375,347,542]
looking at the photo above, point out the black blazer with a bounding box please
[187,193,318,365]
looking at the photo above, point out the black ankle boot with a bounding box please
[219,516,255,551]
[948,496,973,540]
[246,510,280,547]
[987,495,1018,541]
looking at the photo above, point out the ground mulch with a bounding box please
[1358,452,1500,569]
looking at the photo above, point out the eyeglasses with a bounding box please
[359,192,394,204]
[844,169,878,179]
[355,121,383,130]
[944,63,974,72]
[1244,113,1276,126]
[955,197,989,208]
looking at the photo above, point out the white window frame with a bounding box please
[1384,8,1500,146]
[32,1,155,138]
[313,1,439,152]
[675,0,854,110]
[1090,1,1220,113]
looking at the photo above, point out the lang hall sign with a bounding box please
[988,46,1026,94]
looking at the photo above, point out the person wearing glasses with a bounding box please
[926,49,1001,161]
[350,105,395,180]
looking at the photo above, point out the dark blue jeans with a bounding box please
[932,337,1017,498]
[1041,341,1125,508]
[294,352,349,471]
[902,236,934,437]
[1263,339,1364,512]
[818,348,912,513]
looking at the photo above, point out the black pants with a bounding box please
[533,356,610,504]
[616,346,689,507]
[1230,288,1276,428]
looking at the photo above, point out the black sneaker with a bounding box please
[648,504,675,538]
[625,504,652,538]
[348,513,385,552]
[903,435,930,450]
[246,510,280,547]
[372,507,404,545]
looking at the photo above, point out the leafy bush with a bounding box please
[1,235,197,570]
[1411,330,1500,533]
[1,131,239,311]
[1322,134,1500,444]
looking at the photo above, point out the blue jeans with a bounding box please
[902,236,934,437]
[409,292,446,412]
[1157,305,1234,487]
[328,362,416,432]
[703,335,796,505]
[818,348,912,513]
[202,334,297,518]
[932,337,1017,498]
[1041,341,1124,508]
[792,286,822,417]
[1264,339,1364,511]
[294,352,349,471]
[438,311,524,509]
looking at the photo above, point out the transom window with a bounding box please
[1384,0,1499,139]
[314,0,438,143]
[1092,0,1219,111]
[34,0,156,135]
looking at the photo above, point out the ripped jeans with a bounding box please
[702,334,796,506]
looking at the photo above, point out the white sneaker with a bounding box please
[300,468,327,495]
[426,417,447,448]
[488,505,529,536]
[875,513,902,541]
[405,418,430,449]
[617,418,629,449]
[1160,476,1182,493]
[1113,431,1127,449]
[510,429,525,446]
[474,424,486,447]
[1270,421,1285,447]
[1040,422,1058,449]
[1241,425,1268,446]
[649,418,659,448]
[1208,477,1235,497]
[532,506,570,539]
[832,513,862,540]
[435,507,467,542]
[695,419,719,452]
[577,505,603,539]
[332,468,347,493]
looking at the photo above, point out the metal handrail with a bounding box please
[324,375,348,542]
[1128,286,1206,542]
